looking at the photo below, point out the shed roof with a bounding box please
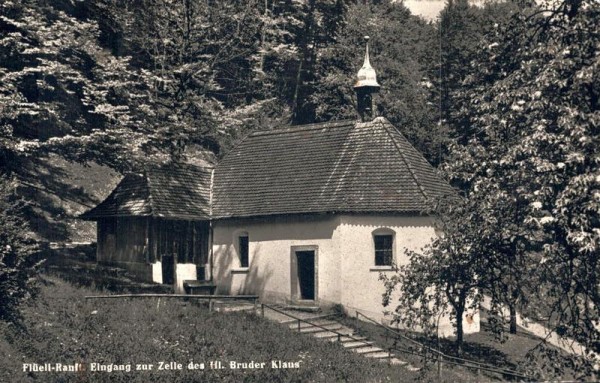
[80,164,212,220]
[211,117,457,218]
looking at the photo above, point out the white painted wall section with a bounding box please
[212,213,480,336]
[152,261,162,284]
[175,263,197,293]
[337,214,479,335]
[212,215,342,305]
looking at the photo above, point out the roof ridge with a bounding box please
[251,119,355,137]
[377,118,431,202]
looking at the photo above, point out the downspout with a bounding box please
[209,224,214,282]
[209,168,214,282]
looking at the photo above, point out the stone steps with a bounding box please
[364,351,393,359]
[255,304,421,372]
[287,320,339,329]
[280,314,335,325]
[342,340,374,349]
[298,324,343,333]
[353,346,385,354]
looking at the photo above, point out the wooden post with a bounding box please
[208,298,213,312]
[337,333,341,342]
[192,222,197,265]
[297,319,301,332]
[438,353,443,383]
[261,304,265,318]
[156,298,161,310]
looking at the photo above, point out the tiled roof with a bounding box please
[212,117,457,218]
[81,164,212,220]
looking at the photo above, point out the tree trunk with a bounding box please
[455,308,464,356]
[509,303,517,334]
[291,0,315,124]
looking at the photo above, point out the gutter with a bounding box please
[209,168,214,282]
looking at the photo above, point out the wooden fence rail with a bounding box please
[84,294,260,312]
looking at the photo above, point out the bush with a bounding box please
[0,178,40,322]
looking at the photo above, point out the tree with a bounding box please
[382,199,484,355]
[0,177,40,322]
[385,0,598,369]
[444,0,599,354]
[438,0,521,144]
[314,0,447,165]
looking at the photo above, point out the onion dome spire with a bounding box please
[354,36,380,121]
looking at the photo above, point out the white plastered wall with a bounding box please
[212,213,479,336]
[175,263,197,293]
[151,261,199,293]
[337,214,479,336]
[152,261,162,284]
[212,215,343,306]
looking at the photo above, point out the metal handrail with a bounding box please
[355,311,529,380]
[261,304,378,350]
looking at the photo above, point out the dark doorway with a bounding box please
[296,251,315,300]
[162,254,174,284]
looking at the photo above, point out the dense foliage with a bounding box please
[445,0,598,349]
[1,1,597,378]
[0,178,40,322]
[384,0,598,378]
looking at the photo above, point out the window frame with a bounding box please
[372,228,395,267]
[238,233,249,268]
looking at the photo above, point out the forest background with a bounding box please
[0,0,597,375]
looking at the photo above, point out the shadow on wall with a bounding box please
[214,242,234,294]
[223,215,338,242]
[213,243,273,298]
[241,245,272,295]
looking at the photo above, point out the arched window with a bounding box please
[237,231,249,268]
[372,228,395,266]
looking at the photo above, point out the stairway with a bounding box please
[262,304,419,370]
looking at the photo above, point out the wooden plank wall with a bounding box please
[149,219,209,265]
[97,217,209,267]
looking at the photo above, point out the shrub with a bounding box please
[0,178,40,322]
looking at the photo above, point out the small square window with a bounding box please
[239,236,249,268]
[374,235,393,266]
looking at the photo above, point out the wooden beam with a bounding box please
[85,294,259,300]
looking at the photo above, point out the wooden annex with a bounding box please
[81,164,212,286]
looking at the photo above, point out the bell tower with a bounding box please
[354,36,380,122]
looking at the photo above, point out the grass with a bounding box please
[41,244,172,294]
[0,276,419,383]
[339,310,594,382]
[5,251,594,382]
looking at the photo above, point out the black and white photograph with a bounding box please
[0,0,597,381]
